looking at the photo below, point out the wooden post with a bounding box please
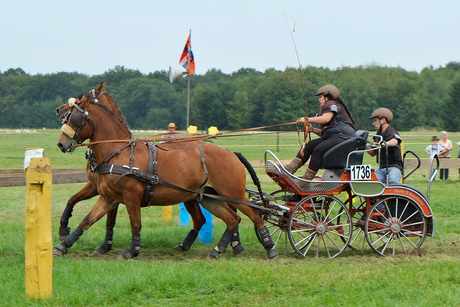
[25,154,53,299]
[162,206,172,222]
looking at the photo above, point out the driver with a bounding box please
[367,107,403,184]
[284,84,356,182]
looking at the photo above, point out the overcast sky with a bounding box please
[1,0,458,76]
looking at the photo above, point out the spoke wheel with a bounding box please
[364,196,427,257]
[264,190,296,253]
[288,194,352,258]
[339,194,367,251]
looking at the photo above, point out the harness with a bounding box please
[66,89,268,211]
[92,142,264,210]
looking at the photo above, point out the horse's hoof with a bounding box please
[93,244,111,255]
[172,244,189,252]
[116,254,128,260]
[208,248,220,259]
[117,250,135,260]
[267,248,278,260]
[232,244,245,255]
[53,242,67,257]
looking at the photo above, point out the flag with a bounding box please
[179,33,195,75]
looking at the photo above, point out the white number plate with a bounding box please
[350,165,372,181]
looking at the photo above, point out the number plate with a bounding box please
[350,165,372,181]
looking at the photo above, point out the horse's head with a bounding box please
[57,91,96,153]
[56,82,106,121]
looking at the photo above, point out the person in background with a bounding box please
[160,123,181,144]
[458,141,460,178]
[424,136,445,180]
[367,108,403,184]
[438,131,452,180]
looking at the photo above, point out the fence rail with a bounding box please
[2,159,460,187]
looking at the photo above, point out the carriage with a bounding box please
[246,130,435,258]
[54,83,435,260]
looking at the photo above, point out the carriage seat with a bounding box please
[321,130,369,170]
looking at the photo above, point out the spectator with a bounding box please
[457,141,460,178]
[424,136,444,180]
[438,131,452,180]
[160,123,181,144]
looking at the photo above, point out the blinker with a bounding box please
[69,112,83,127]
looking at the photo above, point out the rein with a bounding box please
[69,120,307,148]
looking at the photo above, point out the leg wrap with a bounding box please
[213,229,234,254]
[59,206,74,237]
[181,229,199,251]
[256,226,278,259]
[64,227,84,248]
[255,226,274,250]
[231,227,245,255]
[129,234,141,256]
[231,227,241,248]
[102,229,114,250]
[60,205,73,227]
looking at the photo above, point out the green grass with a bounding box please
[2,129,460,306]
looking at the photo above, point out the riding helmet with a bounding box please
[369,107,393,123]
[315,84,340,99]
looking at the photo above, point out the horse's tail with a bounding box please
[234,152,264,201]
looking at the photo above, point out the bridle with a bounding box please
[60,89,104,151]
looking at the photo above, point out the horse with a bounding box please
[53,85,278,259]
[54,82,244,256]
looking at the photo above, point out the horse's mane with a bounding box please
[91,100,133,139]
[103,92,129,128]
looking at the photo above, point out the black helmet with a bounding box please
[315,84,340,99]
[370,107,393,123]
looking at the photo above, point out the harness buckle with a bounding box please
[151,175,160,185]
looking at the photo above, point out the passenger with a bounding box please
[284,84,356,181]
[367,108,403,184]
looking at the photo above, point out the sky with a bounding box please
[1,0,459,76]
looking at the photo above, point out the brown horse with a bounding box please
[55,82,244,255]
[54,86,278,259]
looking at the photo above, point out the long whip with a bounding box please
[283,13,310,145]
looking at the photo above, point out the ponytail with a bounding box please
[336,97,356,126]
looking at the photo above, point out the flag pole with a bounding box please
[186,29,191,133]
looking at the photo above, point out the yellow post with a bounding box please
[25,151,53,299]
[162,206,172,222]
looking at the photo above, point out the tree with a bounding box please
[442,74,460,131]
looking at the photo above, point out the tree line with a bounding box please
[1,62,460,132]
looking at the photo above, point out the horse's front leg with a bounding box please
[116,201,142,260]
[93,204,119,255]
[53,196,115,257]
[59,181,99,240]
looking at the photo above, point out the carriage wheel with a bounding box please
[364,196,427,257]
[287,194,353,258]
[264,190,295,253]
[339,194,367,251]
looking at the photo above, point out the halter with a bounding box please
[60,89,104,151]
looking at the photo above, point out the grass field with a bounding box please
[1,129,460,306]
